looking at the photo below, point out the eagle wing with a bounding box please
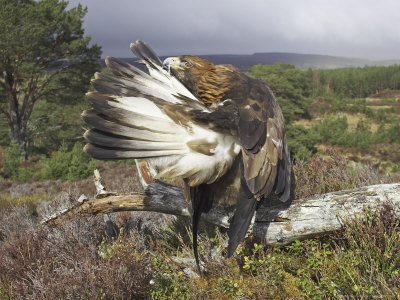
[84,42,241,189]
[239,81,291,200]
[227,80,292,256]
[187,86,292,256]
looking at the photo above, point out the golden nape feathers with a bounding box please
[165,55,240,106]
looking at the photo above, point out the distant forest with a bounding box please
[252,63,400,101]
[250,63,400,162]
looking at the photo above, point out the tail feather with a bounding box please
[86,92,168,120]
[92,63,205,112]
[82,110,177,142]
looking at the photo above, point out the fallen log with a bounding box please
[42,169,400,246]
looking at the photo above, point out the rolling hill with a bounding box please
[106,53,400,71]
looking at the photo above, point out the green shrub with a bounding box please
[286,124,318,161]
[350,99,367,113]
[309,116,383,149]
[2,141,97,181]
[387,121,400,143]
[27,100,90,155]
[332,98,348,112]
[311,115,349,145]
[4,142,21,179]
[372,123,388,144]
[38,143,70,180]
[376,108,388,122]
[39,142,97,181]
[65,142,97,180]
[352,119,373,149]
[365,107,375,118]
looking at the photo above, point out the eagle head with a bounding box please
[163,55,214,75]
[163,55,230,106]
[163,56,217,100]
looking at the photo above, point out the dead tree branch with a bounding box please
[42,168,400,246]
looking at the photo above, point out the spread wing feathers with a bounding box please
[129,40,162,69]
[130,41,198,101]
[83,50,240,187]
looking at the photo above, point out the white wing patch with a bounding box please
[86,53,240,186]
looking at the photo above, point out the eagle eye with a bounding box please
[183,61,192,69]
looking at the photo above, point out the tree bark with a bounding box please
[3,71,29,158]
[42,169,400,246]
[10,118,28,158]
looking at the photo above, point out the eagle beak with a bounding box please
[163,57,184,73]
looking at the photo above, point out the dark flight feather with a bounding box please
[227,170,258,257]
[82,110,177,142]
[84,143,185,160]
[130,40,163,69]
[84,129,185,151]
[105,56,150,79]
[238,117,266,152]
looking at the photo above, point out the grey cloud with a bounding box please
[68,0,400,59]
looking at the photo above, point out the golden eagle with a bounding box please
[83,41,293,268]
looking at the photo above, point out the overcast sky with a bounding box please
[67,0,400,60]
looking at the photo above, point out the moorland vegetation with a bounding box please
[1,1,400,298]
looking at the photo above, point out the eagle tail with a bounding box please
[227,178,258,257]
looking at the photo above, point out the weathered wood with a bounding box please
[42,169,400,246]
[253,183,400,246]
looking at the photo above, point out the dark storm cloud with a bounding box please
[68,0,400,59]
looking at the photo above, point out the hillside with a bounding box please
[295,90,400,173]
[110,52,400,71]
